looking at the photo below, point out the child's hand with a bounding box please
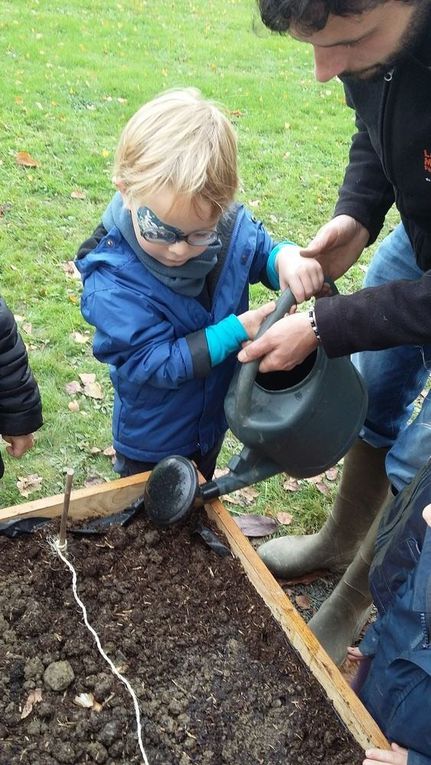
[2,434,35,458]
[423,503,431,526]
[238,301,276,340]
[276,244,324,302]
[363,743,408,765]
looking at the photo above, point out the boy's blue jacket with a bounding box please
[359,460,431,765]
[75,204,275,462]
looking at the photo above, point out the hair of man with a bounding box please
[258,0,421,34]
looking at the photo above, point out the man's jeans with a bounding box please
[353,223,431,491]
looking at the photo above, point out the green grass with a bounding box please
[0,0,395,524]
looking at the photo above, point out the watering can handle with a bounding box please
[235,278,338,426]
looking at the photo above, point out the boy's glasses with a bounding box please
[136,209,219,247]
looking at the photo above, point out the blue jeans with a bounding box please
[352,223,431,491]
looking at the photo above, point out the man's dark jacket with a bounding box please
[315,20,431,357]
[0,299,42,478]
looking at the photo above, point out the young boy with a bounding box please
[76,88,323,479]
[348,462,431,765]
[0,297,42,476]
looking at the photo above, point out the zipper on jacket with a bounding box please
[379,69,394,180]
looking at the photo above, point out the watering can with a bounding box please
[145,286,368,527]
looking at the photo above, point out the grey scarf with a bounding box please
[102,192,220,297]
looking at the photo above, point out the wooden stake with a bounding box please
[58,468,74,550]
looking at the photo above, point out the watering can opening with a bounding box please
[255,349,317,392]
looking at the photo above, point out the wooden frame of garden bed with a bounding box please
[0,472,389,753]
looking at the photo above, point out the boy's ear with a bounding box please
[115,180,130,209]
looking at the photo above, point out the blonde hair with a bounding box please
[113,88,238,213]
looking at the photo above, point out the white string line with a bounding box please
[49,537,150,765]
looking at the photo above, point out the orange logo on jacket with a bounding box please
[424,149,431,173]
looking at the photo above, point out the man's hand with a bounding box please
[300,215,369,281]
[238,311,318,372]
[2,434,35,458]
[363,743,408,765]
[276,244,325,302]
[238,301,276,340]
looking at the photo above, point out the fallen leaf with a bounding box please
[71,331,90,344]
[22,322,32,335]
[222,485,258,507]
[282,477,301,492]
[84,475,107,487]
[325,467,339,481]
[21,688,43,719]
[233,514,278,537]
[68,400,80,412]
[306,474,325,484]
[17,474,43,498]
[70,189,87,200]
[295,594,312,610]
[276,511,293,525]
[65,380,82,395]
[16,151,39,167]
[103,445,116,458]
[315,481,330,496]
[79,373,96,385]
[90,447,101,454]
[82,381,103,399]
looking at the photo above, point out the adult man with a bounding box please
[239,0,431,664]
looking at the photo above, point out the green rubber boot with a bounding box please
[308,503,390,666]
[258,439,389,579]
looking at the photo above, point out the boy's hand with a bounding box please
[423,503,431,526]
[363,743,408,765]
[238,301,276,340]
[2,434,35,458]
[276,244,325,302]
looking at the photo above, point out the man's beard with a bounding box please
[343,1,430,81]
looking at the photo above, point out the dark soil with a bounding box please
[0,512,364,765]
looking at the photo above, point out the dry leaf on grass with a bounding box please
[65,380,82,395]
[282,477,301,492]
[82,381,103,399]
[16,151,39,167]
[233,514,278,537]
[276,511,293,525]
[325,467,339,481]
[68,400,80,412]
[84,475,108,488]
[103,446,116,458]
[71,331,90,344]
[17,474,43,498]
[70,189,87,200]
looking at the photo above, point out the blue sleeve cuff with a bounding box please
[266,240,297,290]
[205,314,248,367]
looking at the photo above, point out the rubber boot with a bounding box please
[307,500,390,666]
[258,439,389,579]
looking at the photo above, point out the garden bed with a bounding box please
[0,477,387,764]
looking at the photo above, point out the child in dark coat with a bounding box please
[348,461,431,765]
[0,298,42,476]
